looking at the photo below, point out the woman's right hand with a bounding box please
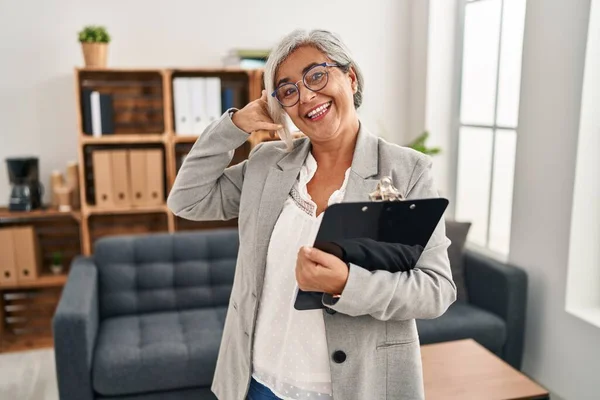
[231,90,283,136]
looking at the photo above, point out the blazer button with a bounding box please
[332,350,346,364]
[326,308,336,315]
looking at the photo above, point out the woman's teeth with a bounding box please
[307,102,331,119]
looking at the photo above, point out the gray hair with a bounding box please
[264,29,365,151]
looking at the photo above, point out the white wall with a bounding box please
[509,0,600,399]
[566,0,600,327]
[424,0,459,201]
[0,0,414,205]
[407,0,429,145]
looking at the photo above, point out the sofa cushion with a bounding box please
[94,229,238,319]
[445,220,471,301]
[417,301,506,355]
[92,307,226,396]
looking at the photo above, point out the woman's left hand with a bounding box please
[295,246,349,295]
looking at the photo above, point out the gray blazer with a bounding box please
[167,112,456,400]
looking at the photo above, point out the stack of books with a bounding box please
[222,49,270,69]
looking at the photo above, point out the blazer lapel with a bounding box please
[343,123,381,202]
[254,138,311,289]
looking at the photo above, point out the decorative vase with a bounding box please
[51,264,63,275]
[81,43,108,68]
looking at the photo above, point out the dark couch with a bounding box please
[53,228,527,399]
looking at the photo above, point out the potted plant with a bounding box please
[407,131,441,156]
[78,25,111,68]
[51,251,64,275]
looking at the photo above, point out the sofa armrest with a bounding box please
[53,256,99,400]
[463,249,528,370]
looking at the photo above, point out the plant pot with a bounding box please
[81,42,108,68]
[51,264,63,275]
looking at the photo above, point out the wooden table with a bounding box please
[422,339,549,400]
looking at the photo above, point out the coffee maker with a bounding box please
[6,157,44,211]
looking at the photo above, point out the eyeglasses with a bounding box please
[272,62,341,107]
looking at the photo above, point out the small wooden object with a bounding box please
[55,185,73,212]
[50,171,64,208]
[65,161,80,210]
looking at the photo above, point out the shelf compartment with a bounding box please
[77,70,165,136]
[169,70,251,136]
[0,217,80,278]
[83,143,166,207]
[0,286,62,353]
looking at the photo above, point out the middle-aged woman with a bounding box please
[167,29,456,400]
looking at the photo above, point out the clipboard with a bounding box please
[293,197,449,311]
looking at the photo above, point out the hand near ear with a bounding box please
[232,90,282,137]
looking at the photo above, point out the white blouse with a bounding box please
[251,152,351,400]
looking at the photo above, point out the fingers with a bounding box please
[303,247,340,269]
[260,90,268,102]
[254,121,283,132]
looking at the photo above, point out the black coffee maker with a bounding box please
[6,157,44,211]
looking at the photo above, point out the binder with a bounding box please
[190,77,208,135]
[0,228,17,286]
[293,198,449,310]
[128,150,148,206]
[99,94,115,134]
[110,150,131,207]
[205,77,222,127]
[173,78,193,135]
[221,87,235,113]
[82,89,93,135]
[145,149,164,205]
[92,150,114,207]
[12,226,41,282]
[91,91,102,137]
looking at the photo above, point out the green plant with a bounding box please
[52,251,63,266]
[407,131,441,156]
[78,26,111,43]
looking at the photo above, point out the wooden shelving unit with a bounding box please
[0,66,267,353]
[74,67,266,255]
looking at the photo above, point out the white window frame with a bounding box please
[450,0,521,258]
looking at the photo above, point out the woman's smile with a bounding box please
[304,101,332,122]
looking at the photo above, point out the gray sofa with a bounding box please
[53,228,527,400]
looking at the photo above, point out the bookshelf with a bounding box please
[75,67,266,255]
[0,66,268,353]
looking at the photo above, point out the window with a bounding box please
[454,0,526,255]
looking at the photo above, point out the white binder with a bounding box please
[205,77,222,127]
[173,78,193,135]
[91,91,102,137]
[190,78,208,135]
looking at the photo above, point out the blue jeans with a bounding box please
[246,378,282,400]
